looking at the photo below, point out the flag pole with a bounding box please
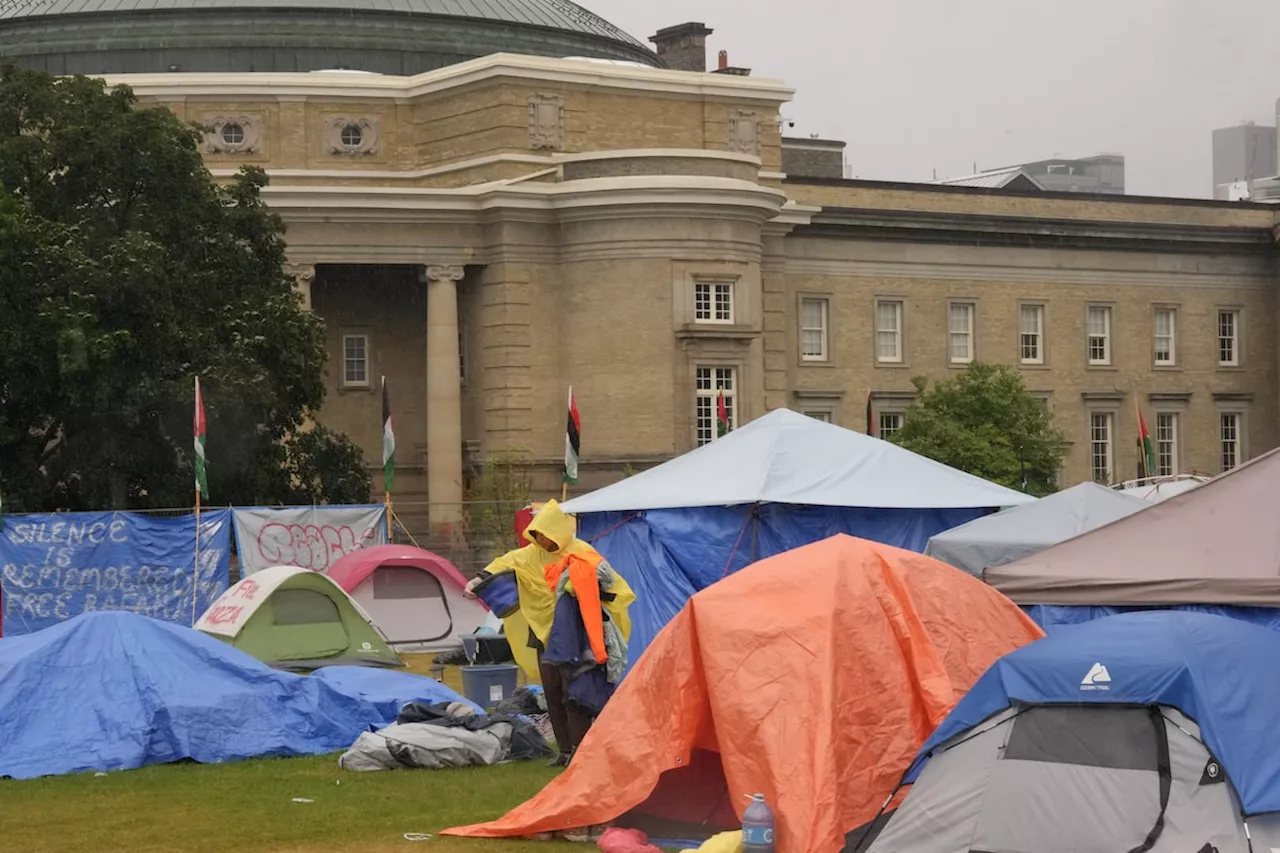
[192,486,201,628]
[192,374,203,629]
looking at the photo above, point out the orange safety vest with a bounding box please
[543,551,609,665]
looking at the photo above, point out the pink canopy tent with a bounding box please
[327,545,490,651]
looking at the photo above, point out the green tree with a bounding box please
[0,64,368,511]
[887,363,1066,496]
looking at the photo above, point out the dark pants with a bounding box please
[539,656,594,755]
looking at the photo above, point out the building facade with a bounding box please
[5,1,1277,535]
[1212,122,1277,200]
[1017,154,1126,195]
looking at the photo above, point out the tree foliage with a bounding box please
[0,65,369,511]
[887,362,1066,496]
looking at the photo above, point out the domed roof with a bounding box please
[0,0,659,75]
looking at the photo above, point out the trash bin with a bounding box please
[461,664,520,708]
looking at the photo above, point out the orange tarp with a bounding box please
[444,534,1044,853]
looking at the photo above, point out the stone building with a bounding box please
[3,0,1276,533]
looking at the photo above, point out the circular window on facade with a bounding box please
[340,124,364,148]
[221,123,245,146]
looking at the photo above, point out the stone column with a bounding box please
[422,264,465,527]
[284,262,315,311]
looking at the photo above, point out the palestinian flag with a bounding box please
[866,391,877,437]
[1136,402,1156,479]
[382,376,395,494]
[193,376,208,500]
[564,387,581,485]
[716,389,730,438]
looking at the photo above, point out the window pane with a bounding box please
[1090,412,1112,483]
[1156,413,1178,476]
[1019,305,1042,363]
[343,335,367,384]
[714,283,733,321]
[800,298,827,359]
[1087,307,1110,363]
[1221,412,1240,472]
[694,282,711,320]
[695,367,736,446]
[876,302,901,361]
[879,412,903,437]
[1218,311,1238,364]
[1154,309,1174,364]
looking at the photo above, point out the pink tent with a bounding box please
[327,545,489,651]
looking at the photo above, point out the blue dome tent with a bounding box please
[856,611,1280,853]
[561,408,1033,666]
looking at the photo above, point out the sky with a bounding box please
[578,0,1280,199]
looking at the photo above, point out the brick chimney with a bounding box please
[650,22,714,72]
[711,50,752,77]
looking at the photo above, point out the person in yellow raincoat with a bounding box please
[464,500,634,765]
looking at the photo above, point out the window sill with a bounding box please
[676,324,758,341]
[875,361,910,369]
[798,359,836,368]
[338,384,375,394]
[1152,364,1182,372]
[1216,364,1246,372]
[947,361,974,369]
[1018,362,1050,370]
[1086,364,1118,372]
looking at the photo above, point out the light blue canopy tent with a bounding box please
[561,408,1033,668]
[924,481,1149,575]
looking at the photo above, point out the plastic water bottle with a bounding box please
[743,793,775,853]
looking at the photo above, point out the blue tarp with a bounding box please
[579,504,987,667]
[1025,603,1280,634]
[0,611,471,779]
[0,510,232,635]
[907,610,1280,816]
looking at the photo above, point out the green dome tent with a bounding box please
[196,565,403,672]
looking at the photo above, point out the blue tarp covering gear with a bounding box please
[906,611,1280,816]
[1025,603,1280,633]
[563,410,1031,666]
[0,611,473,779]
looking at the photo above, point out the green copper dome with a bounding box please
[0,0,660,75]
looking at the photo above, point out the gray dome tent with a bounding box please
[923,481,1149,576]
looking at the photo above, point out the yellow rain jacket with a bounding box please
[478,500,634,678]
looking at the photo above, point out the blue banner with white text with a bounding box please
[0,511,232,636]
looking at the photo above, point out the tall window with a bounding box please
[1019,304,1044,365]
[879,412,903,438]
[695,366,736,446]
[694,280,734,323]
[1155,412,1179,476]
[800,297,829,361]
[342,334,369,387]
[1153,308,1175,366]
[1218,310,1240,366]
[1089,412,1113,484]
[948,302,974,364]
[1220,412,1241,472]
[1086,305,1112,365]
[876,300,903,363]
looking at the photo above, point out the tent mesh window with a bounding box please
[372,567,445,601]
[1004,705,1160,771]
[271,588,343,625]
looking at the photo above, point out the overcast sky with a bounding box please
[580,0,1278,198]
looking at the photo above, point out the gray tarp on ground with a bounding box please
[339,720,513,770]
[984,447,1280,605]
[924,482,1149,576]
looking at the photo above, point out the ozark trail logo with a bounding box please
[1081,662,1111,691]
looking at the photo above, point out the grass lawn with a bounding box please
[0,658,569,853]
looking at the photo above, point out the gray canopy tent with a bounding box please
[923,482,1149,576]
